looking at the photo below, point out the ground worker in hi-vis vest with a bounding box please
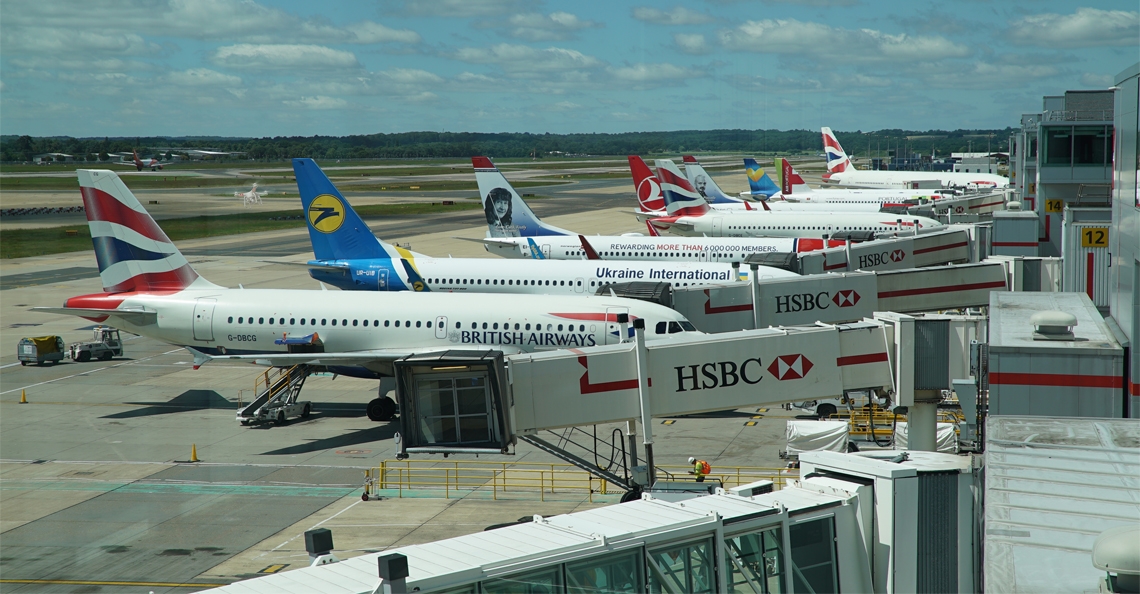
[688,457,711,482]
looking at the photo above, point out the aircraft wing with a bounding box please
[648,219,695,233]
[261,260,348,272]
[31,306,158,324]
[187,345,527,371]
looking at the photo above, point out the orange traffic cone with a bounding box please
[19,390,27,404]
[190,444,200,463]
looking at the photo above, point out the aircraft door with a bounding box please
[377,269,389,290]
[712,217,723,235]
[435,316,448,339]
[542,244,552,259]
[574,277,585,293]
[604,307,629,344]
[698,250,709,262]
[192,298,217,341]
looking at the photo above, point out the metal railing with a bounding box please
[253,364,302,401]
[364,460,795,502]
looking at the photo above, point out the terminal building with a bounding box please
[199,63,1140,594]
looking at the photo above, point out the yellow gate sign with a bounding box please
[1045,199,1063,212]
[1081,227,1109,248]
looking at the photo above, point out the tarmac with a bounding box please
[0,166,816,592]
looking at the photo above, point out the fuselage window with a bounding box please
[362,320,368,327]
[353,319,358,327]
[427,321,432,328]
[525,323,531,330]
[342,319,347,326]
[331,319,338,326]
[290,318,296,325]
[471,322,477,329]
[514,323,520,330]
[321,319,327,326]
[259,317,264,324]
[300,318,306,326]
[237,317,243,323]
[416,321,422,328]
[455,322,461,329]
[493,323,499,330]
[310,318,316,325]
[482,322,488,329]
[227,316,233,323]
[405,320,410,327]
[557,324,563,331]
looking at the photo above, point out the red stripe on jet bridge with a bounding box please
[81,187,170,243]
[703,290,752,314]
[878,280,1007,299]
[1086,252,1095,300]
[913,241,968,255]
[969,200,1005,210]
[824,261,848,271]
[991,241,1039,247]
[836,352,889,366]
[578,356,639,394]
[1130,377,1140,396]
[990,372,1123,389]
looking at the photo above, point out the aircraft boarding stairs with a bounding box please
[237,364,313,425]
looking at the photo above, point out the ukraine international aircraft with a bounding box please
[33,169,703,420]
[291,158,798,293]
[820,127,1008,189]
[645,159,944,238]
[465,156,845,261]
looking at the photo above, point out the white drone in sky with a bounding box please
[234,183,264,207]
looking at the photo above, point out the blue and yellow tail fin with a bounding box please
[293,158,389,261]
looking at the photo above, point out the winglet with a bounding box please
[744,201,753,211]
[185,347,212,370]
[645,220,661,237]
[578,235,602,260]
[760,199,771,211]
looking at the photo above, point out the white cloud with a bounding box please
[211,44,361,70]
[1009,7,1139,48]
[609,63,702,83]
[719,19,970,64]
[674,33,710,54]
[1079,73,1114,87]
[284,96,348,109]
[726,75,824,93]
[453,44,603,76]
[344,22,422,44]
[164,68,242,87]
[918,62,1062,90]
[506,12,601,41]
[632,7,714,26]
[401,0,528,17]
[1,29,160,57]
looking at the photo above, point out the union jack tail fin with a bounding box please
[654,159,710,217]
[472,156,572,238]
[628,156,664,213]
[78,170,216,293]
[821,127,851,174]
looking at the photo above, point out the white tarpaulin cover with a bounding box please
[892,421,958,453]
[786,420,849,457]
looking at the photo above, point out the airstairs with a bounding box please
[237,364,313,425]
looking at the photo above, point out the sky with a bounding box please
[1,0,1137,138]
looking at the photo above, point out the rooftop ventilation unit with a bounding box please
[1030,310,1077,341]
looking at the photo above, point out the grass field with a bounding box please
[0,176,280,191]
[1,201,481,259]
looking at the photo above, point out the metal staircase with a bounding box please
[237,364,312,425]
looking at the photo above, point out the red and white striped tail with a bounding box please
[78,170,213,293]
[654,159,709,217]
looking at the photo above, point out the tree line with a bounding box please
[1,128,1015,163]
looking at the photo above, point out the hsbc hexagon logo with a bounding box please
[890,249,906,263]
[767,354,814,381]
[831,289,861,308]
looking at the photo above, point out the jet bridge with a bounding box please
[392,319,899,477]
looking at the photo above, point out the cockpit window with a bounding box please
[655,321,667,335]
[668,321,683,334]
[680,321,696,332]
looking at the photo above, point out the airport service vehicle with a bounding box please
[645,159,944,238]
[68,326,123,362]
[821,127,1008,189]
[17,336,65,366]
[34,169,702,419]
[289,158,798,294]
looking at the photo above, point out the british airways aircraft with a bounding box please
[645,159,945,238]
[820,127,1008,189]
[34,168,702,421]
[468,156,845,261]
[291,158,798,294]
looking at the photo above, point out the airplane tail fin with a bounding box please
[654,159,710,217]
[682,155,742,204]
[293,158,391,261]
[628,155,665,213]
[778,158,813,197]
[78,169,215,293]
[472,156,572,238]
[743,158,780,198]
[821,127,851,174]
